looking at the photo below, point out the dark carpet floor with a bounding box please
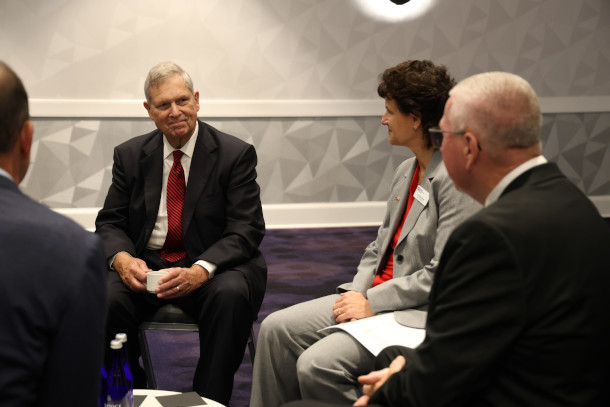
[141,219,610,405]
[143,226,379,406]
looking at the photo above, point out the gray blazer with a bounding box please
[338,150,480,327]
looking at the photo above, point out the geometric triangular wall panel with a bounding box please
[20,112,610,208]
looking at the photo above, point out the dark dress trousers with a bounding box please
[288,163,610,407]
[95,120,267,404]
[0,176,107,407]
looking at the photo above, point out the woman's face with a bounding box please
[381,98,421,148]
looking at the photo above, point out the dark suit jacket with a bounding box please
[95,120,267,315]
[371,163,610,407]
[0,175,107,407]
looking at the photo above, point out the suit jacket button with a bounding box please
[396,255,404,262]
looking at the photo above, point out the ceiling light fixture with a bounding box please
[354,0,437,22]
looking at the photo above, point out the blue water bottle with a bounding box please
[115,333,134,385]
[100,364,107,407]
[104,339,134,407]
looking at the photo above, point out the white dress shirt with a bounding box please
[485,155,548,207]
[0,167,12,181]
[113,122,216,279]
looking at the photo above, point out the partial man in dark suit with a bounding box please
[286,72,610,407]
[0,61,107,406]
[95,61,266,405]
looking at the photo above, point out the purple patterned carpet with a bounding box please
[144,226,378,406]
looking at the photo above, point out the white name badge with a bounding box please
[413,185,429,207]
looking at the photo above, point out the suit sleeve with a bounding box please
[95,145,139,260]
[341,214,389,293]
[39,233,108,406]
[197,143,265,268]
[371,219,526,407]
[343,159,416,294]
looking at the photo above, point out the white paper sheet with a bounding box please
[320,312,426,356]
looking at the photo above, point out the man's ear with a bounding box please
[193,91,200,113]
[19,120,33,159]
[143,101,153,120]
[463,132,480,171]
[14,120,34,184]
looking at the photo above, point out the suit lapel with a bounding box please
[396,150,442,246]
[141,132,164,242]
[501,162,560,198]
[377,159,417,261]
[183,121,217,234]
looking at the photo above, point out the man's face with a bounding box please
[144,74,200,145]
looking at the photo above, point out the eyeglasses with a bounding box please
[428,127,482,151]
[428,127,466,149]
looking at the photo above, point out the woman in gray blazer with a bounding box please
[250,60,481,407]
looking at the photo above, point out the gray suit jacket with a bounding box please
[338,150,480,327]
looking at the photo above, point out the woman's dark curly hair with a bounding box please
[378,60,456,149]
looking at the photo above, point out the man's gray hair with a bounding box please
[449,72,541,155]
[144,61,194,103]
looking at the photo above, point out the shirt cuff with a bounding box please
[109,251,132,270]
[195,260,217,280]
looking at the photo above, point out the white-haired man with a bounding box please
[96,61,267,405]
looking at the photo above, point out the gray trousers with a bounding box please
[250,294,375,407]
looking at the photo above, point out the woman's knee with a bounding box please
[296,346,328,383]
[258,307,294,343]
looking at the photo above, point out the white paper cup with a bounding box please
[146,271,167,293]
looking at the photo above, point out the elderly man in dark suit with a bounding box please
[0,61,107,406]
[286,72,610,407]
[95,61,266,405]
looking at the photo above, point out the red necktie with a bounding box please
[161,150,187,262]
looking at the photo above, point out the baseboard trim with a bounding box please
[53,202,388,232]
[53,196,610,232]
[261,202,386,229]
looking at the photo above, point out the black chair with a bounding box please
[138,303,256,389]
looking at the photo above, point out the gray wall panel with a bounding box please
[21,113,610,207]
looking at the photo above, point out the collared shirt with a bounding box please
[485,155,548,207]
[0,167,12,182]
[112,122,216,279]
[146,122,199,250]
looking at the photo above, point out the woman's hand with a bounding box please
[333,291,375,323]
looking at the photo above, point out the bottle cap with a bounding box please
[110,339,123,350]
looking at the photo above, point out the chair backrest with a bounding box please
[138,304,256,390]
[139,304,198,332]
